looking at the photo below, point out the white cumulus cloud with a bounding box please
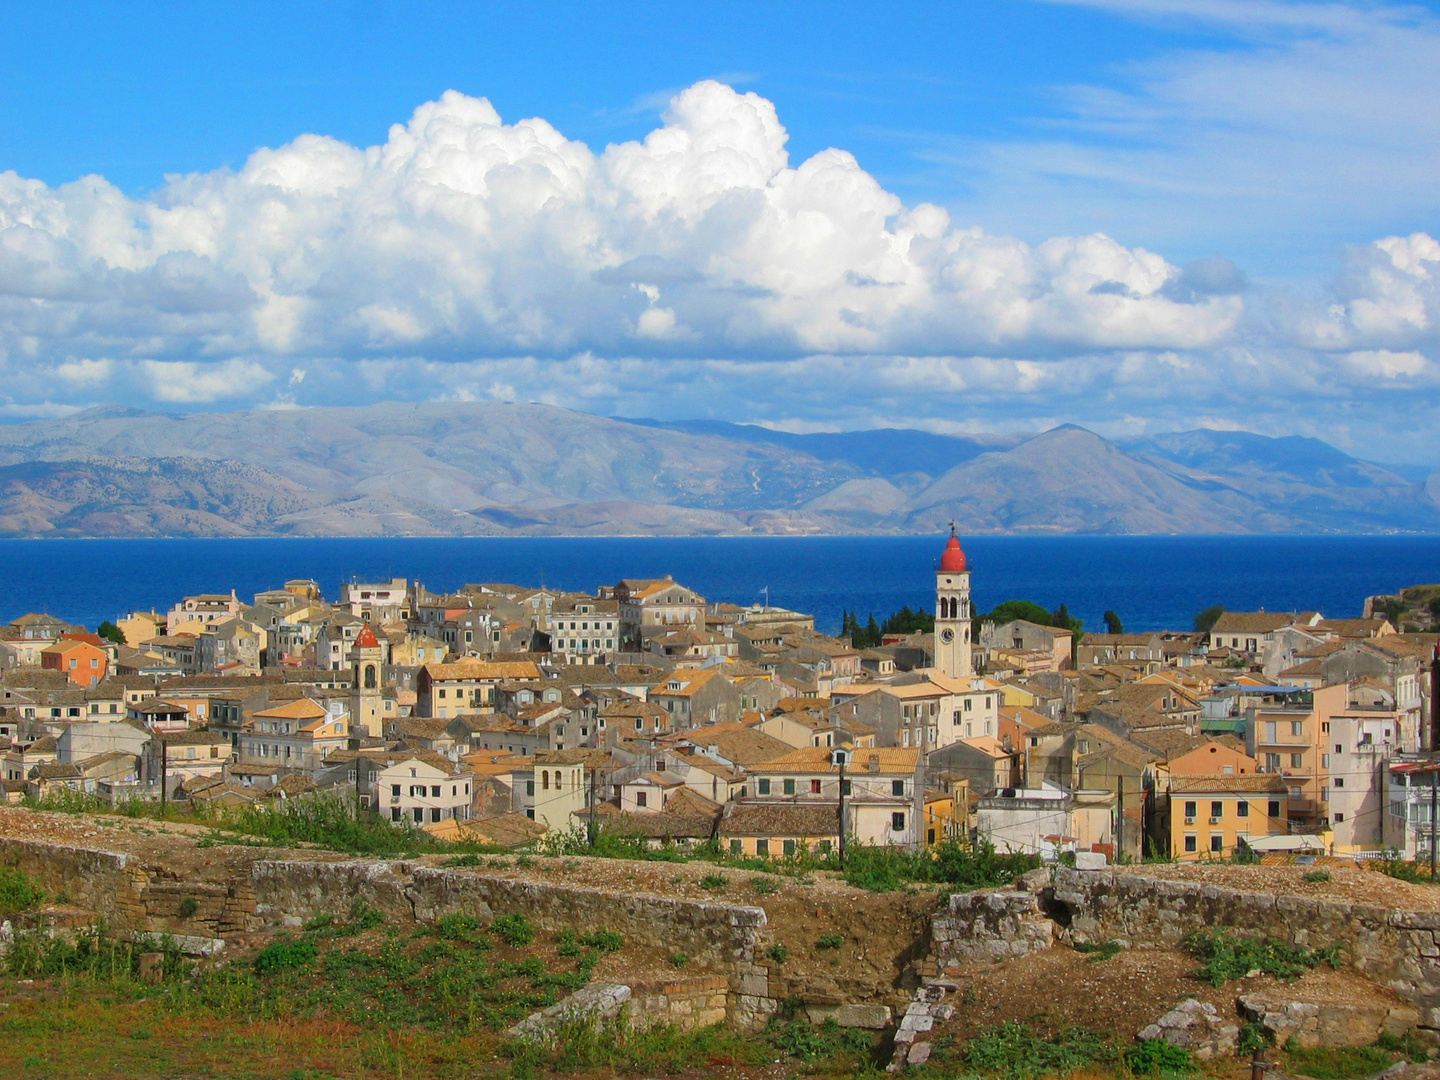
[0,81,1241,368]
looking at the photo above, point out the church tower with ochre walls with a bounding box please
[935,526,972,679]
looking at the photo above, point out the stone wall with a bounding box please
[1049,867,1440,1027]
[252,859,780,1027]
[629,974,730,1030]
[0,837,139,926]
[929,889,1055,973]
[0,836,256,940]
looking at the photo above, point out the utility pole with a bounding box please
[1116,774,1124,861]
[835,749,848,864]
[159,738,167,815]
[1431,769,1437,884]
[587,764,598,848]
[913,714,928,852]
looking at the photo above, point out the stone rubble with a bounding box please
[1135,998,1239,1061]
[887,978,960,1071]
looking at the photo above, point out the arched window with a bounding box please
[364,664,376,689]
[542,771,550,790]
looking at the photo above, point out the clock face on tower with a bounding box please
[939,628,955,644]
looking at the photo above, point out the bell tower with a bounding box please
[349,623,385,739]
[935,524,972,679]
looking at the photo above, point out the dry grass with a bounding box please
[0,993,512,1079]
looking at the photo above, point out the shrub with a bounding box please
[1375,849,1430,884]
[668,952,688,969]
[177,896,199,918]
[750,876,780,895]
[0,866,46,913]
[1302,870,1332,883]
[1125,1038,1191,1074]
[765,944,790,964]
[555,929,582,957]
[962,1023,1112,1080]
[1238,1022,1272,1055]
[698,873,727,891]
[766,1014,872,1062]
[578,929,624,952]
[831,837,1041,893]
[252,939,317,975]
[1185,929,1341,986]
[435,913,489,943]
[491,913,535,947]
[815,933,844,951]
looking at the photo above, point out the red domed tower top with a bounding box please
[355,623,380,649]
[939,526,967,573]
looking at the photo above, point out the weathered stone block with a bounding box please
[834,1004,891,1029]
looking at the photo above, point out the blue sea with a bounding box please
[4,535,1439,637]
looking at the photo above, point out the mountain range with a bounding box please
[0,402,1434,537]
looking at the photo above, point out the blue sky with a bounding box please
[3,0,1440,461]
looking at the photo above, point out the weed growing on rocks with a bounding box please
[0,866,46,913]
[1185,929,1342,986]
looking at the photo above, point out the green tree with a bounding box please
[880,606,933,636]
[1194,605,1226,635]
[864,613,881,647]
[96,621,126,645]
[982,600,1053,626]
[1103,610,1124,635]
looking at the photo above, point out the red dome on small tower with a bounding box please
[939,529,967,573]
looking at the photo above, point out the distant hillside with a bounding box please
[626,418,1018,478]
[0,402,1433,537]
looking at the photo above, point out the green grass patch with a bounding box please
[766,1013,873,1063]
[511,1011,769,1076]
[0,866,46,914]
[1282,1044,1392,1079]
[1185,929,1341,986]
[1074,940,1121,962]
[577,929,623,952]
[253,939,317,975]
[1125,1038,1192,1074]
[961,1022,1114,1080]
[698,873,727,891]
